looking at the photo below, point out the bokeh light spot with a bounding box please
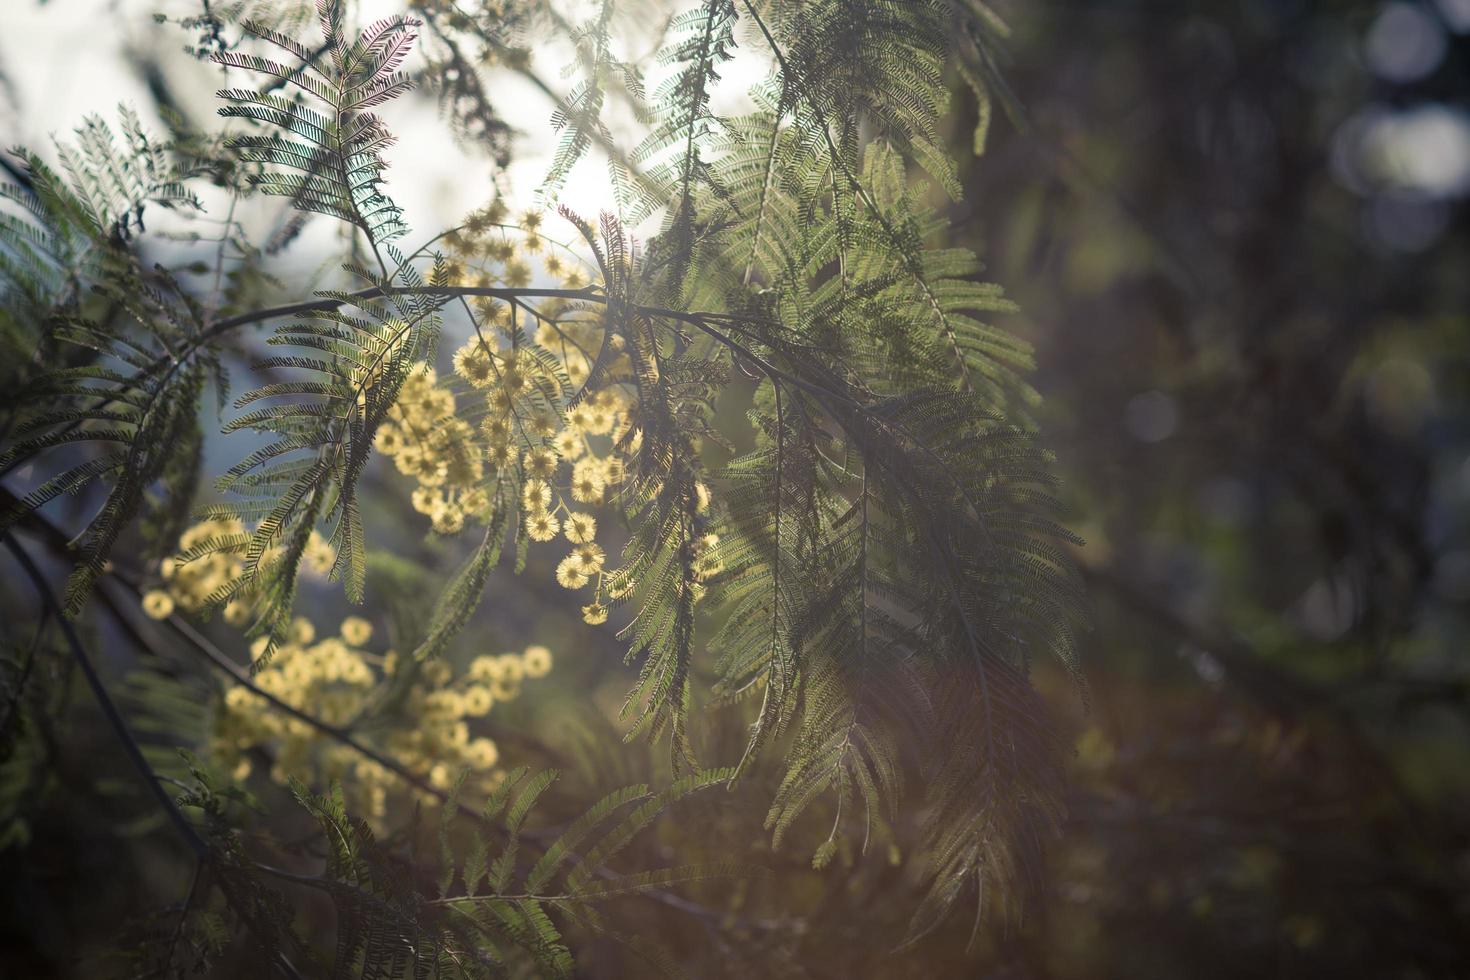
[1124,390,1179,443]
[1365,2,1447,82]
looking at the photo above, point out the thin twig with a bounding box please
[3,496,774,935]
[3,533,209,856]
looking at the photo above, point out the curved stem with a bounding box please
[3,532,209,856]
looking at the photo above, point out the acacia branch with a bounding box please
[3,532,209,856]
[1,488,771,935]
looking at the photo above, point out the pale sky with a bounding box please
[1,0,769,262]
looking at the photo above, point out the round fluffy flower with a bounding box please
[432,506,466,535]
[179,516,245,552]
[475,295,505,322]
[401,385,453,424]
[486,387,515,415]
[287,617,316,645]
[462,685,493,716]
[461,487,490,516]
[374,424,406,455]
[565,354,590,386]
[303,531,336,576]
[223,599,252,627]
[570,460,606,503]
[568,542,605,574]
[555,556,590,589]
[601,456,627,486]
[564,512,596,544]
[224,686,259,712]
[411,487,441,515]
[522,479,553,512]
[497,655,525,682]
[415,462,449,489]
[581,602,608,625]
[522,645,553,678]
[395,444,425,475]
[583,407,614,436]
[340,655,372,685]
[425,690,465,718]
[142,589,175,620]
[465,737,500,770]
[402,365,438,395]
[487,442,514,468]
[526,511,560,541]
[340,616,373,646]
[566,403,595,432]
[482,415,513,445]
[552,428,585,460]
[496,655,526,687]
[453,339,497,387]
[469,654,502,681]
[484,199,510,224]
[523,446,558,480]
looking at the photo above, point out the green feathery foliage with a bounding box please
[270,767,743,978]
[0,106,201,333]
[1,0,1086,967]
[214,3,414,243]
[200,3,453,658]
[0,262,217,615]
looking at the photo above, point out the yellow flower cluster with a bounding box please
[371,196,627,542]
[402,200,647,625]
[504,374,634,624]
[374,201,726,629]
[141,518,335,624]
[435,206,569,306]
[210,611,553,823]
[374,366,491,534]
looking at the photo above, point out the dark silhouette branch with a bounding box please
[4,532,209,857]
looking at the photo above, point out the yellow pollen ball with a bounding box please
[522,645,553,677]
[340,616,373,646]
[142,590,175,620]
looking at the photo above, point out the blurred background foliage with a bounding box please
[960,0,1470,976]
[2,0,1468,976]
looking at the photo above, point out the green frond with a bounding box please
[430,764,750,976]
[211,8,417,244]
[627,0,737,299]
[0,1,1090,960]
[0,107,201,380]
[526,782,651,894]
[2,274,215,615]
[542,1,640,206]
[412,501,510,662]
